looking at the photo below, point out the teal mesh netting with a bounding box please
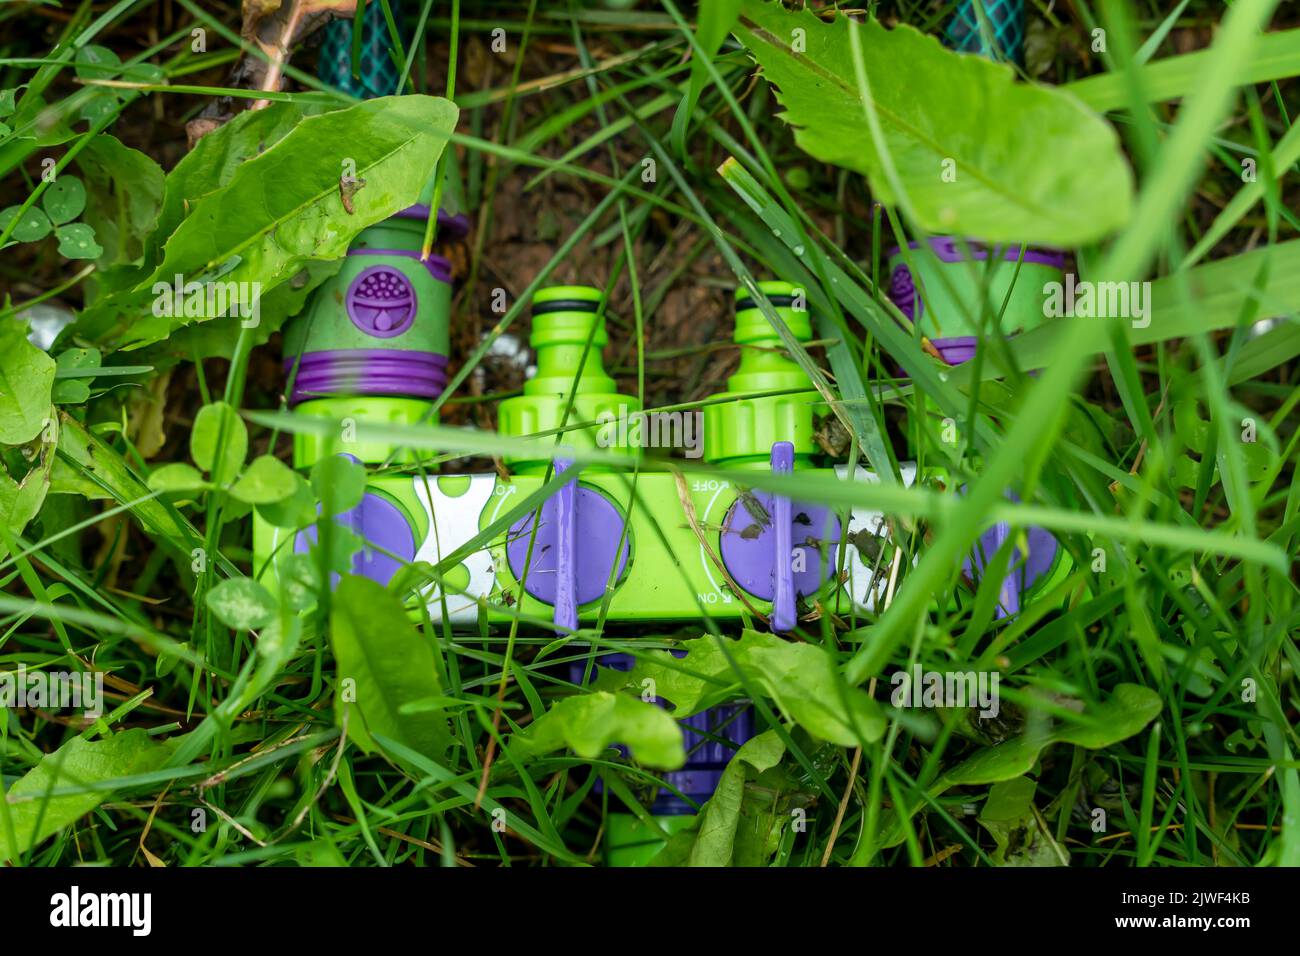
[318,0,404,98]
[944,0,1025,65]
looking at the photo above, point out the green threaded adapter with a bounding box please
[702,281,820,468]
[497,286,641,473]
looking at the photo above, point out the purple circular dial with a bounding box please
[294,491,417,587]
[346,265,417,338]
[720,494,840,601]
[964,517,1059,618]
[506,488,630,606]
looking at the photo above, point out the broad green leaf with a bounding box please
[156,258,343,364]
[330,574,450,759]
[310,454,366,514]
[54,223,102,260]
[0,204,51,242]
[595,629,884,746]
[146,462,211,493]
[1053,683,1163,749]
[230,454,298,505]
[688,729,784,866]
[75,134,164,267]
[943,683,1163,787]
[205,577,278,630]
[190,401,247,484]
[0,730,169,862]
[151,102,318,260]
[732,0,1133,245]
[56,414,191,542]
[41,175,85,225]
[942,735,1045,788]
[76,94,458,349]
[513,691,685,770]
[0,317,55,444]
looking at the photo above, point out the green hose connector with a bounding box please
[702,281,821,469]
[497,286,641,474]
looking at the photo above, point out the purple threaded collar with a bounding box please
[347,246,452,284]
[393,204,471,240]
[887,237,1067,269]
[285,349,448,404]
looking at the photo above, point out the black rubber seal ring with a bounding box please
[735,294,796,311]
[532,298,602,315]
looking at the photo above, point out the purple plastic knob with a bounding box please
[963,490,1059,617]
[719,442,840,626]
[346,265,417,338]
[294,490,417,587]
[506,481,630,622]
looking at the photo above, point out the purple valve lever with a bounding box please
[770,441,797,633]
[553,457,579,633]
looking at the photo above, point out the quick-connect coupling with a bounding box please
[497,286,641,474]
[702,281,821,468]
